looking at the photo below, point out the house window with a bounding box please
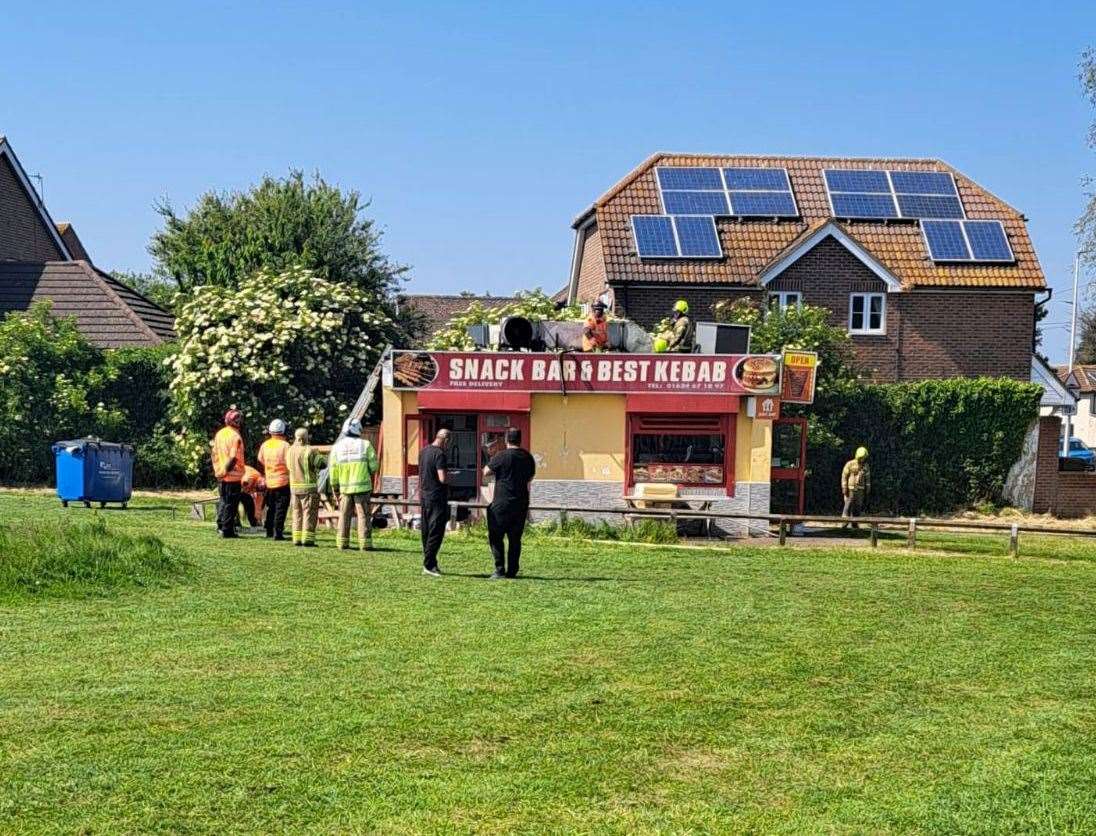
[768,291,802,313]
[627,413,731,488]
[849,293,886,334]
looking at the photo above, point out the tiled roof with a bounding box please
[398,293,518,334]
[1065,365,1096,393]
[0,261,176,348]
[584,153,1045,291]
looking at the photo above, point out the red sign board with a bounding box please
[388,351,782,397]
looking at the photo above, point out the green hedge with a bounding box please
[805,378,1043,516]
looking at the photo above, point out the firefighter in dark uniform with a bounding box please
[666,300,694,353]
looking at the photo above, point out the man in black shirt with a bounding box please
[418,428,451,576]
[483,428,536,580]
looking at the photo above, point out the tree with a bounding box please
[711,297,860,396]
[0,304,122,481]
[427,289,581,350]
[1075,306,1096,365]
[149,170,406,300]
[1078,48,1096,269]
[167,266,396,473]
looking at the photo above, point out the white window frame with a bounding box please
[768,291,802,313]
[848,292,886,335]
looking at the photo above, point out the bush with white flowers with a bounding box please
[169,265,395,472]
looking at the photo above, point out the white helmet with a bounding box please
[345,418,363,437]
[268,419,286,435]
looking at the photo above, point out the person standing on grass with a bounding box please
[211,409,246,539]
[841,446,871,530]
[286,427,327,548]
[257,419,291,541]
[418,428,451,577]
[482,427,536,580]
[329,418,379,552]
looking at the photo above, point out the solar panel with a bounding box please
[824,169,890,193]
[890,171,957,196]
[656,167,723,190]
[632,216,678,257]
[674,216,722,257]
[895,194,964,219]
[831,193,898,219]
[729,191,798,217]
[922,220,971,260]
[723,167,790,191]
[661,190,730,215]
[963,220,1013,261]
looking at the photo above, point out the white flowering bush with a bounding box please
[169,266,396,472]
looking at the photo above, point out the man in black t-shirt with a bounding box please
[483,428,536,580]
[418,428,451,576]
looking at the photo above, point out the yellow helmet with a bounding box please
[673,300,689,314]
[855,446,868,460]
[653,337,669,353]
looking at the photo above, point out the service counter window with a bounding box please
[627,413,731,488]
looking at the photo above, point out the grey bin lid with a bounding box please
[52,437,135,453]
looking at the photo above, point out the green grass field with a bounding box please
[1,491,1095,833]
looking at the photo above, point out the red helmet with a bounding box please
[224,409,243,428]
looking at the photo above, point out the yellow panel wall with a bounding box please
[735,408,772,484]
[380,388,417,478]
[529,393,626,481]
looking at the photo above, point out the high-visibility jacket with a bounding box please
[287,442,327,493]
[242,465,265,493]
[582,315,609,352]
[211,426,245,482]
[667,314,694,352]
[841,460,871,496]
[328,436,378,496]
[258,436,290,489]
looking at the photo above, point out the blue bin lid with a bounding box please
[52,437,134,453]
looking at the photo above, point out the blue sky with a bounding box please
[3,1,1094,362]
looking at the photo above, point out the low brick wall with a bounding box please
[1053,472,1096,519]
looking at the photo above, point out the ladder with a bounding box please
[345,344,391,429]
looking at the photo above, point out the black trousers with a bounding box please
[238,493,259,527]
[420,498,449,570]
[217,481,242,533]
[487,506,526,577]
[265,486,290,537]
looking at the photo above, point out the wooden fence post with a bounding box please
[907,518,917,549]
[1009,524,1019,558]
[870,523,879,548]
[778,520,787,546]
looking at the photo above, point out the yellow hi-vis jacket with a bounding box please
[211,426,245,482]
[328,436,378,496]
[286,442,327,494]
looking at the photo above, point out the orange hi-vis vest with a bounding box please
[258,436,290,489]
[582,315,608,352]
[211,426,245,482]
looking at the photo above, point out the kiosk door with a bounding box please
[417,411,530,503]
[771,417,808,515]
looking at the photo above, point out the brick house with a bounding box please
[0,136,174,347]
[564,153,1047,382]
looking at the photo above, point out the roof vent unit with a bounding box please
[695,322,751,355]
[499,316,544,351]
[466,324,490,349]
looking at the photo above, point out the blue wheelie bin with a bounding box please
[52,438,134,508]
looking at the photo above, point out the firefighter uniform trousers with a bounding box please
[337,493,373,551]
[328,434,379,551]
[290,490,320,545]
